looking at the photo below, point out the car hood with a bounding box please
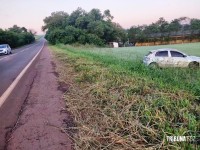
[187,56,200,61]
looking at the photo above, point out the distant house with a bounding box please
[108,42,119,48]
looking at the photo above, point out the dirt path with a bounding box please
[6,44,72,150]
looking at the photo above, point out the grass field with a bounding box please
[82,42,200,60]
[51,42,200,149]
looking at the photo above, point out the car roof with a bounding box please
[150,48,183,53]
[149,48,188,56]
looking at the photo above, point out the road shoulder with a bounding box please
[7,44,72,150]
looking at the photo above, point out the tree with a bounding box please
[68,8,86,26]
[86,34,104,46]
[75,16,90,29]
[144,23,159,35]
[128,26,146,44]
[155,17,169,33]
[168,19,181,32]
[127,17,200,44]
[87,21,104,37]
[88,9,103,21]
[9,25,24,33]
[42,11,69,31]
[112,23,127,44]
[0,26,35,48]
[43,8,127,46]
[190,19,200,30]
[21,27,28,33]
[103,10,114,21]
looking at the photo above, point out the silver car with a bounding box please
[0,44,12,55]
[143,48,200,68]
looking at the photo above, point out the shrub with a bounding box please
[0,27,35,48]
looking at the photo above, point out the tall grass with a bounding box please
[51,43,200,149]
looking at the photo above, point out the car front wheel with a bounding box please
[149,62,159,69]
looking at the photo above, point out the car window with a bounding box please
[170,51,185,57]
[0,45,6,48]
[155,51,168,57]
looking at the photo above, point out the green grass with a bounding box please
[51,43,200,149]
[57,43,200,96]
[79,42,200,61]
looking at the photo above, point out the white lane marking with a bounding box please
[0,52,19,61]
[0,51,24,61]
[0,42,45,108]
[0,56,11,61]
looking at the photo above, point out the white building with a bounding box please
[109,42,119,48]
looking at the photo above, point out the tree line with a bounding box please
[0,25,35,48]
[128,17,200,45]
[43,8,127,46]
[43,8,200,46]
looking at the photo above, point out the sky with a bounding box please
[0,0,200,34]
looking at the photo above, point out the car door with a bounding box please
[154,50,170,67]
[169,51,187,67]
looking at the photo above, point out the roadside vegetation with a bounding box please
[50,43,200,149]
[0,25,35,48]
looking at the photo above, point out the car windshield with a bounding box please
[0,45,6,48]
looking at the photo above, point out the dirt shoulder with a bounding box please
[6,44,72,150]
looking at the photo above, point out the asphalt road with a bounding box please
[0,39,44,96]
[0,38,45,149]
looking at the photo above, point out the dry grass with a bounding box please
[50,45,199,150]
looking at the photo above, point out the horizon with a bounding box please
[1,0,200,34]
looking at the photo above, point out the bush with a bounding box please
[86,34,104,46]
[0,27,35,48]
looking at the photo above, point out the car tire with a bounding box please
[188,62,199,68]
[149,62,159,69]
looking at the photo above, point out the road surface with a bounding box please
[0,39,44,149]
[0,39,72,149]
[0,40,44,96]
